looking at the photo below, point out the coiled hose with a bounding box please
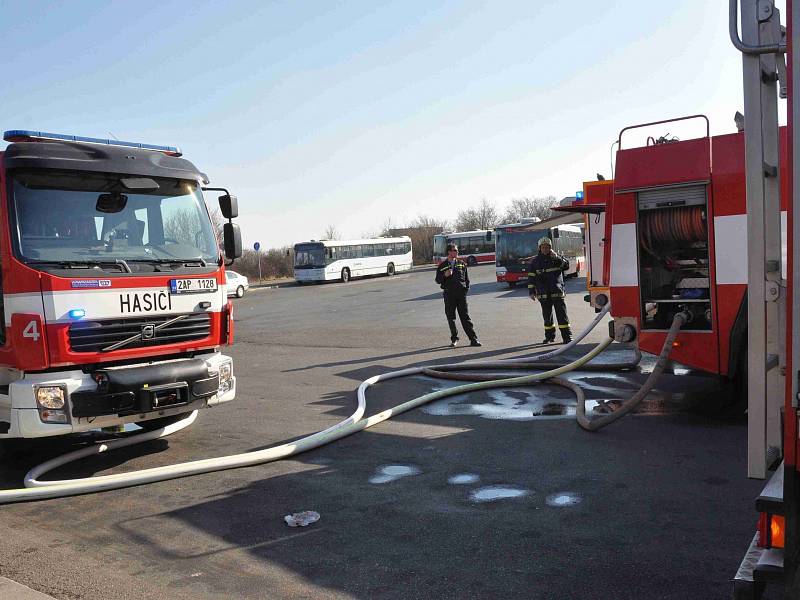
[0,305,686,504]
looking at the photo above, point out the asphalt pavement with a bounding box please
[0,264,775,599]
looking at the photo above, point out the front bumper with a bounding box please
[5,353,236,438]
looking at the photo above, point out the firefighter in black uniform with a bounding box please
[528,236,572,344]
[435,244,481,347]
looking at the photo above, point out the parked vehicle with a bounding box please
[0,129,242,438]
[432,230,495,265]
[226,271,249,298]
[293,237,412,283]
[494,219,585,288]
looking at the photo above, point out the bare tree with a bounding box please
[454,199,499,231]
[379,216,397,237]
[164,208,202,247]
[323,225,341,240]
[232,246,294,280]
[501,196,558,224]
[405,214,449,265]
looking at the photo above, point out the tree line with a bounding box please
[219,195,559,281]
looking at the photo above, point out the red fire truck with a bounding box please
[0,130,242,440]
[558,0,799,591]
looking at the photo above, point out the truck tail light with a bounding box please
[757,513,785,549]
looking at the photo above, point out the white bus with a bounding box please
[432,229,495,265]
[293,237,413,283]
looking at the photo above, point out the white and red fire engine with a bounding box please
[558,0,800,591]
[0,130,242,440]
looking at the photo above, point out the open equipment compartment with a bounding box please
[636,184,712,331]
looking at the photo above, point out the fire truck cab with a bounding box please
[0,130,242,439]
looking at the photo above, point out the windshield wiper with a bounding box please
[28,259,132,273]
[126,258,208,269]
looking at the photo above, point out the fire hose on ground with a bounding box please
[0,304,689,504]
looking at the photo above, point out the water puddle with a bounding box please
[420,372,693,419]
[422,385,601,420]
[546,492,582,507]
[469,485,529,503]
[369,464,421,484]
[448,473,480,485]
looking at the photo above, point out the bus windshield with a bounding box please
[433,235,447,257]
[496,230,542,264]
[10,170,219,268]
[294,244,326,268]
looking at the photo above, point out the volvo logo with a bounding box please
[141,324,156,340]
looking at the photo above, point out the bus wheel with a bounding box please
[341,268,351,283]
[387,263,395,276]
[467,256,477,266]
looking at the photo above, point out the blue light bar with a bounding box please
[575,191,584,200]
[68,309,86,319]
[3,130,182,157]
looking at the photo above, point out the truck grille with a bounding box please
[69,313,211,353]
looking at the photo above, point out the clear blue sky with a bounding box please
[0,1,763,248]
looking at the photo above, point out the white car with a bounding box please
[226,271,249,298]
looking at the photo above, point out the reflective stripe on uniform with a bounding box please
[544,324,556,330]
[558,323,571,329]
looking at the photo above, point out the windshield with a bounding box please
[433,235,446,257]
[496,230,542,264]
[10,170,219,267]
[294,244,326,268]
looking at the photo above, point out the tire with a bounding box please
[467,256,477,266]
[137,412,193,432]
[507,281,516,289]
[235,285,245,298]
[341,268,351,283]
[387,263,395,276]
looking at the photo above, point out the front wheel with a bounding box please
[467,256,477,266]
[507,281,516,289]
[236,285,245,298]
[341,268,351,283]
[387,263,395,276]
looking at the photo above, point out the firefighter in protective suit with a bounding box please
[528,236,572,344]
[435,244,481,348]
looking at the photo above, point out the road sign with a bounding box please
[254,242,261,251]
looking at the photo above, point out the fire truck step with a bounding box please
[733,533,768,599]
[756,461,784,515]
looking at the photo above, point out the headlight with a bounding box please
[218,361,233,394]
[36,386,66,409]
[35,385,69,424]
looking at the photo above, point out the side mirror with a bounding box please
[552,228,560,238]
[223,223,242,259]
[219,194,239,219]
[485,231,492,241]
